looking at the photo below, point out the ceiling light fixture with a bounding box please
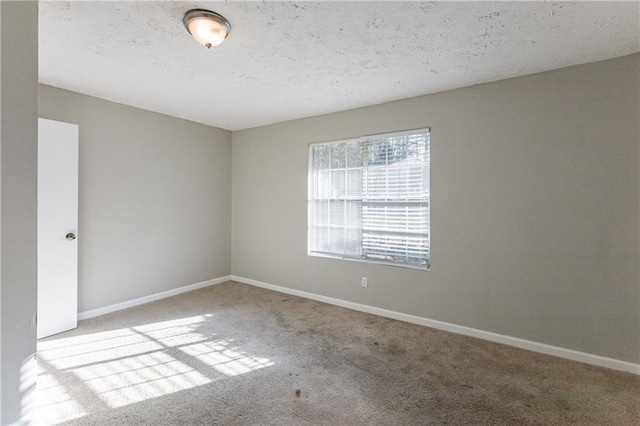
[183,9,231,49]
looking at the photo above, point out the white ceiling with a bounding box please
[39,1,640,131]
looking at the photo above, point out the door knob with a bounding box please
[65,233,76,241]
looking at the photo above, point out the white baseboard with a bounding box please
[77,275,231,321]
[230,275,640,375]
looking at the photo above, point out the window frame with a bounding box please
[307,128,430,271]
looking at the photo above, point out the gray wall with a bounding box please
[232,54,640,363]
[1,1,39,423]
[39,85,232,312]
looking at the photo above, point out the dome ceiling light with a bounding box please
[183,9,231,49]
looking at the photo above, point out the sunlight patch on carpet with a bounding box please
[37,368,88,424]
[179,341,275,376]
[37,314,275,412]
[76,351,213,408]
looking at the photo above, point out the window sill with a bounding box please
[308,251,430,271]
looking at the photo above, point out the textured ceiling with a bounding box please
[39,1,640,131]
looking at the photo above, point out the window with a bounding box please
[308,129,430,270]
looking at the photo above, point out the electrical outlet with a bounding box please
[361,277,368,288]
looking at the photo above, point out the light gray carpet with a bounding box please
[37,281,639,425]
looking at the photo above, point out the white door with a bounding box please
[37,118,79,339]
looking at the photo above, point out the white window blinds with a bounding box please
[308,129,430,270]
